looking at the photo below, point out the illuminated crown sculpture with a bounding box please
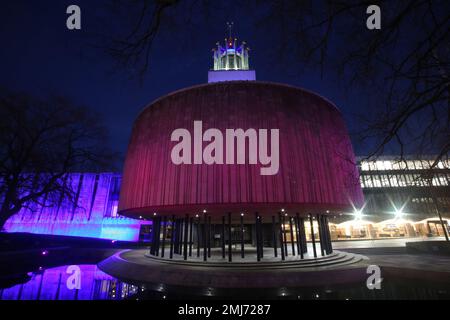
[213,22,250,71]
[208,22,256,83]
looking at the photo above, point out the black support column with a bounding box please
[178,218,183,254]
[289,216,296,256]
[317,214,325,257]
[272,216,278,257]
[173,219,178,255]
[255,212,260,261]
[196,216,200,258]
[222,216,226,259]
[189,217,193,257]
[324,215,333,254]
[296,214,304,259]
[259,215,264,258]
[282,214,288,256]
[309,214,317,258]
[240,214,245,258]
[228,212,232,262]
[278,212,285,261]
[300,217,307,253]
[161,216,167,258]
[207,215,211,258]
[169,215,175,259]
[183,214,189,260]
[203,213,207,261]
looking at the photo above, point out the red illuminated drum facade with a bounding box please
[119,81,363,219]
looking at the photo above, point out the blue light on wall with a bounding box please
[3,173,150,242]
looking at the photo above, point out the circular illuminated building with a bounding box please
[99,32,367,296]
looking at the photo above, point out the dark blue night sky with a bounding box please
[0,0,375,166]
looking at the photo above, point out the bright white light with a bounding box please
[350,201,367,221]
[390,199,407,219]
[203,209,207,213]
[354,209,363,221]
[394,208,404,219]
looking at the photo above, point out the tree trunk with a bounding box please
[0,200,20,231]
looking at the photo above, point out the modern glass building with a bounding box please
[330,156,450,240]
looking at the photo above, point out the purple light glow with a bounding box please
[0,265,134,300]
[3,173,151,242]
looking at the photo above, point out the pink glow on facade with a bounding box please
[119,81,364,218]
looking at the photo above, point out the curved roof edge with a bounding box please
[135,81,342,121]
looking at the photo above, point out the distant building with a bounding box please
[3,173,151,241]
[358,156,450,221]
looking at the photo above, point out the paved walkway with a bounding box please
[332,236,446,249]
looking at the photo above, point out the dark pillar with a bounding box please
[203,213,207,262]
[149,218,155,256]
[278,212,285,261]
[255,212,260,261]
[183,214,189,260]
[272,216,278,257]
[300,217,307,253]
[325,215,333,254]
[320,215,328,254]
[196,217,200,258]
[161,216,167,258]
[173,219,178,255]
[282,214,288,256]
[295,213,302,257]
[296,214,304,259]
[179,218,184,255]
[258,214,264,258]
[317,214,325,257]
[309,214,317,258]
[155,217,161,256]
[207,215,212,258]
[222,216,226,259]
[189,217,193,257]
[169,215,175,259]
[289,216,296,256]
[228,212,232,262]
[240,214,245,258]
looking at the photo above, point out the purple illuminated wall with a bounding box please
[0,265,136,300]
[3,173,150,241]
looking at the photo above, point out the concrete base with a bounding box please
[406,241,450,255]
[98,248,369,296]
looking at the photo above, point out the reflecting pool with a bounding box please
[0,264,138,300]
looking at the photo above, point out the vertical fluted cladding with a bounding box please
[119,81,363,217]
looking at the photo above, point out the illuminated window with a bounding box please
[389,175,399,187]
[111,200,119,217]
[361,162,370,171]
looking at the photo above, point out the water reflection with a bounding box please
[1,264,448,300]
[0,265,138,300]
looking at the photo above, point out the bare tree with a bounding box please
[105,0,180,80]
[0,90,115,229]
